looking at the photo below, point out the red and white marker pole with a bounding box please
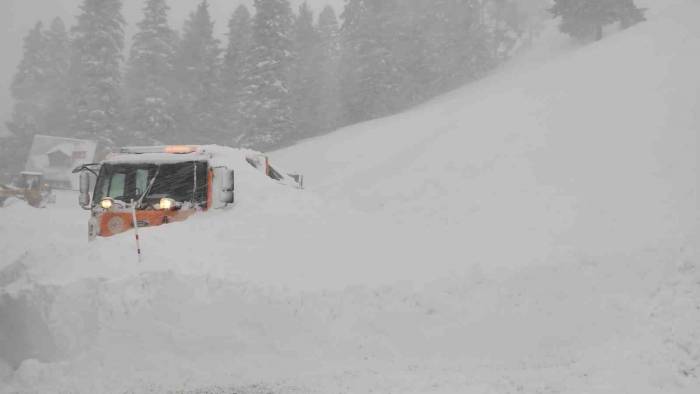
[131,199,142,263]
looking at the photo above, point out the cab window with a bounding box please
[108,173,126,198]
[135,169,149,196]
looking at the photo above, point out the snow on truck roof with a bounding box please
[98,145,303,188]
[104,145,215,164]
[101,145,267,173]
[105,152,213,165]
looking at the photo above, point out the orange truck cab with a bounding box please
[74,145,235,239]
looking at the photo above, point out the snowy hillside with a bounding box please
[1,0,698,393]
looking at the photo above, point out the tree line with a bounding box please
[1,0,644,178]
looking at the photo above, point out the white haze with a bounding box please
[0,0,343,136]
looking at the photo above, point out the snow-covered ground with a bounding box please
[1,0,698,392]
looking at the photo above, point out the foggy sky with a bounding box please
[0,0,343,136]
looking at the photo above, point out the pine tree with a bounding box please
[69,0,126,146]
[550,0,645,42]
[125,0,178,144]
[387,0,433,106]
[222,5,253,145]
[7,22,48,140]
[336,0,513,128]
[240,0,295,149]
[290,2,322,139]
[340,0,406,124]
[175,0,223,144]
[44,18,71,136]
[3,22,49,176]
[3,18,73,176]
[390,0,432,104]
[316,5,342,133]
[421,0,492,93]
[484,0,524,62]
[338,0,366,125]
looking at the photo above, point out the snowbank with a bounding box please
[1,0,698,392]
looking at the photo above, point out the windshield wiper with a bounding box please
[136,166,161,209]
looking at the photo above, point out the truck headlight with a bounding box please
[100,198,113,209]
[159,198,175,210]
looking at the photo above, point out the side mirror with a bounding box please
[79,171,91,210]
[220,170,235,204]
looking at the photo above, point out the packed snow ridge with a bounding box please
[1,0,698,392]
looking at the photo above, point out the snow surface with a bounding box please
[1,0,698,392]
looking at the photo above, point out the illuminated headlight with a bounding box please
[100,198,113,209]
[159,198,176,210]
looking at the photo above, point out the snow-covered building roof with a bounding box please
[24,135,97,189]
[45,143,75,157]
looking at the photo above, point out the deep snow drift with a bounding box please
[1,0,698,392]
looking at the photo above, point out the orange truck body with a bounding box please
[95,209,197,237]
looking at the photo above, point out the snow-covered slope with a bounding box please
[1,0,698,392]
[274,0,698,264]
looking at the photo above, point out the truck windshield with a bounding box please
[93,161,208,207]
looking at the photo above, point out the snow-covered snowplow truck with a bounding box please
[70,144,238,240]
[73,145,302,239]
